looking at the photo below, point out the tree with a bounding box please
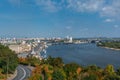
[46,56,54,65]
[83,65,100,72]
[64,63,80,80]
[28,74,42,80]
[104,65,115,75]
[0,44,18,74]
[53,57,63,68]
[82,74,98,80]
[104,74,120,80]
[46,56,63,68]
[27,57,40,66]
[116,68,120,76]
[52,69,66,80]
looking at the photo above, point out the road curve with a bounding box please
[13,65,31,80]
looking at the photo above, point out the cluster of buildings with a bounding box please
[9,41,32,53]
[0,38,41,53]
[0,37,85,61]
[0,36,91,54]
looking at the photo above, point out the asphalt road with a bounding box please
[13,65,31,80]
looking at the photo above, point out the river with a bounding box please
[46,43,120,68]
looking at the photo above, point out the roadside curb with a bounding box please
[7,70,17,80]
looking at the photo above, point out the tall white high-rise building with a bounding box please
[69,37,73,43]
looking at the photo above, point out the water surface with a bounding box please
[46,43,120,68]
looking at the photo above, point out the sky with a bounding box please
[0,0,120,38]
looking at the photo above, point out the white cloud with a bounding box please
[67,0,104,12]
[7,0,120,17]
[104,19,114,22]
[35,0,63,12]
[66,0,120,18]
[114,25,119,28]
[102,0,120,17]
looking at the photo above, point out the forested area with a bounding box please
[0,44,18,79]
[19,56,120,80]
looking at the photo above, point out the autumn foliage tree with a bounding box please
[27,56,120,80]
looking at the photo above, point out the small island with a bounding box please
[97,41,120,50]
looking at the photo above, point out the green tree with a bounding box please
[27,57,40,66]
[53,57,63,68]
[46,56,54,65]
[82,74,98,80]
[64,63,80,80]
[116,68,120,76]
[83,65,100,72]
[52,69,66,80]
[0,44,18,74]
[104,65,115,75]
[46,56,63,68]
[104,74,120,80]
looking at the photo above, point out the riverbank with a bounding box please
[100,46,120,51]
[97,42,120,51]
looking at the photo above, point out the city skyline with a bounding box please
[0,0,120,38]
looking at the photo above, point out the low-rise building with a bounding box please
[9,44,32,53]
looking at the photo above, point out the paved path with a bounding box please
[13,65,31,80]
